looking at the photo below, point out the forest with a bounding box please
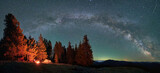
[0,14,93,66]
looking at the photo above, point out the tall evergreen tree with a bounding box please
[82,35,93,66]
[66,42,75,64]
[74,44,78,64]
[48,40,52,59]
[36,34,48,61]
[75,41,83,65]
[62,46,67,63]
[75,35,93,66]
[0,14,27,61]
[26,36,38,62]
[75,44,78,53]
[43,38,52,59]
[53,42,58,63]
[53,41,66,63]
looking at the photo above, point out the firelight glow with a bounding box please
[35,61,40,64]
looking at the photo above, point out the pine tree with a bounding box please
[75,35,93,66]
[75,44,78,53]
[66,42,75,64]
[48,40,52,59]
[74,44,78,64]
[75,41,84,65]
[0,14,27,61]
[26,36,38,62]
[53,41,66,63]
[43,38,52,59]
[36,34,48,61]
[82,35,93,66]
[53,42,59,63]
[62,46,67,63]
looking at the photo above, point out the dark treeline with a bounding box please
[0,13,93,66]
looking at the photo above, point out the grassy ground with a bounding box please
[0,61,148,73]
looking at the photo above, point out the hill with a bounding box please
[0,61,147,73]
[93,60,160,73]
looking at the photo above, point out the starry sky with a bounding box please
[0,0,160,62]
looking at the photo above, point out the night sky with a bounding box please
[0,0,160,62]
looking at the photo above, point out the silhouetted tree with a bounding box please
[43,38,52,59]
[53,41,66,63]
[75,41,83,65]
[75,44,78,53]
[26,36,38,62]
[75,35,93,66]
[82,35,93,66]
[74,44,78,64]
[66,42,75,64]
[62,46,67,63]
[53,42,58,63]
[36,34,48,61]
[0,14,27,61]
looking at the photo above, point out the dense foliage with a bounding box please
[0,14,27,61]
[53,35,93,66]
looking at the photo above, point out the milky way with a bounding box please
[0,0,160,61]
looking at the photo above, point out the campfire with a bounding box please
[34,60,40,64]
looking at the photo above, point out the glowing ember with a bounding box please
[35,60,40,64]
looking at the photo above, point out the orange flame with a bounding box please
[35,60,40,64]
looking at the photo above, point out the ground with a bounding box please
[0,61,148,73]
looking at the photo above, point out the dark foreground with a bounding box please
[93,60,160,73]
[0,61,148,73]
